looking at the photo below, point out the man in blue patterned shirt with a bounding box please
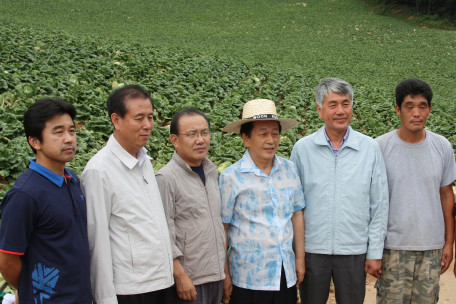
[219,99,306,304]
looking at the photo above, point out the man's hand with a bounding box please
[439,185,455,274]
[290,210,305,286]
[364,259,382,279]
[295,256,305,286]
[173,258,197,301]
[175,271,197,301]
[440,243,453,274]
[222,272,233,302]
[453,259,456,278]
[222,223,233,303]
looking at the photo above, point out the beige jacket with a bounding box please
[155,151,226,285]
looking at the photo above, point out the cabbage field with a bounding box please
[0,18,455,199]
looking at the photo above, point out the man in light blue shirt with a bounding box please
[219,99,305,304]
[290,78,389,304]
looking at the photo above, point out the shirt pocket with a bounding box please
[278,188,295,215]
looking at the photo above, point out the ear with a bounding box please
[241,133,250,148]
[316,104,323,119]
[170,134,179,149]
[111,113,121,131]
[395,105,401,117]
[28,136,42,151]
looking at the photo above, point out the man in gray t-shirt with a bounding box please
[375,78,456,304]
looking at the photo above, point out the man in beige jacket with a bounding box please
[156,108,226,304]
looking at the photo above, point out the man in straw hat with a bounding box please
[290,78,389,304]
[219,99,306,304]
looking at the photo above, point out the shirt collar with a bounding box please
[315,126,359,151]
[323,126,350,151]
[171,151,218,174]
[240,150,282,177]
[29,159,75,187]
[137,146,147,167]
[106,134,151,170]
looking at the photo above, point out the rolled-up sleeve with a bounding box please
[366,144,389,260]
[155,174,183,260]
[80,168,117,304]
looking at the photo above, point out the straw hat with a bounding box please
[222,99,299,133]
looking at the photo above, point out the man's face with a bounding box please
[30,113,77,167]
[170,114,210,167]
[242,120,280,164]
[396,94,431,133]
[112,97,154,156]
[317,92,353,134]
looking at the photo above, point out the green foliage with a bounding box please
[1,0,456,199]
[366,0,456,22]
[362,0,456,29]
[1,0,456,92]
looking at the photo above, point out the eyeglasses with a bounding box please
[179,130,211,139]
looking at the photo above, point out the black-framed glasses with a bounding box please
[178,130,211,139]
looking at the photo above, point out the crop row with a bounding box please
[1,20,455,199]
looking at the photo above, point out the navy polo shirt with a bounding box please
[0,160,91,304]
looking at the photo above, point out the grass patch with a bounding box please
[1,0,456,92]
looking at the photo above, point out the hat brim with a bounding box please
[222,117,299,133]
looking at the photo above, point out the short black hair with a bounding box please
[107,85,152,121]
[240,121,282,138]
[170,108,210,135]
[23,98,77,154]
[395,78,433,108]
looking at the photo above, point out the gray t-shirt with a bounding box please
[375,130,456,250]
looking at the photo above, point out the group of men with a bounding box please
[0,77,454,304]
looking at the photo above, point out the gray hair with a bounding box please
[315,78,354,107]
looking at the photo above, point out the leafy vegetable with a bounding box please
[1,20,455,200]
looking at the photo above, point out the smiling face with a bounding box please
[396,94,431,134]
[170,114,210,167]
[111,97,154,157]
[242,120,280,166]
[29,113,77,172]
[317,92,353,135]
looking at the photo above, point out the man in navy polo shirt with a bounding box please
[0,98,92,304]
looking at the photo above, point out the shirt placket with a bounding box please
[66,180,80,221]
[268,174,286,289]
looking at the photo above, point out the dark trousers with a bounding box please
[170,280,223,304]
[117,287,173,304]
[299,253,366,304]
[229,266,297,304]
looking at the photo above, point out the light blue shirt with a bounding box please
[290,126,389,259]
[324,127,350,157]
[219,151,305,291]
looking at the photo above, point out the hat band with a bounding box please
[245,114,278,120]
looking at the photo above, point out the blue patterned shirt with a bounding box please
[219,151,305,291]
